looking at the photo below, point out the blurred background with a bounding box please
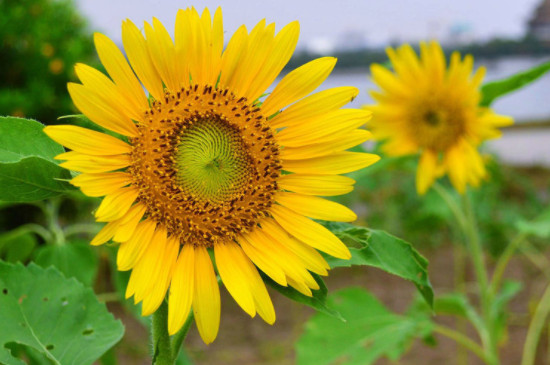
[1,0,550,364]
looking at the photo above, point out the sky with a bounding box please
[75,0,542,50]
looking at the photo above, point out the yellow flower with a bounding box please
[45,8,379,343]
[367,41,513,194]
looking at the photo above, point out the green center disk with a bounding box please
[175,119,251,203]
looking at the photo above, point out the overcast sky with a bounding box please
[75,0,542,48]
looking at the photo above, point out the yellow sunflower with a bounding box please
[44,7,379,343]
[367,41,513,194]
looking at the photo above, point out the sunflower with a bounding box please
[44,8,379,343]
[367,41,513,194]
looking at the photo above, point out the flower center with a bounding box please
[410,96,470,152]
[175,117,251,204]
[129,85,281,246]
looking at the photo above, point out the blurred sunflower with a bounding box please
[45,7,379,343]
[366,41,513,194]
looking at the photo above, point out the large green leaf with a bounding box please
[325,223,433,307]
[296,287,433,365]
[263,273,344,321]
[34,241,98,286]
[0,262,124,365]
[480,60,550,107]
[0,117,73,202]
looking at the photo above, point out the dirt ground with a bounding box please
[110,243,550,365]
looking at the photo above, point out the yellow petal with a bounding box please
[261,219,329,276]
[276,109,370,147]
[193,245,221,344]
[445,142,467,194]
[416,149,438,195]
[144,18,179,91]
[219,25,249,87]
[93,33,148,111]
[95,187,139,222]
[238,234,287,286]
[113,203,147,242]
[91,219,122,246]
[280,129,372,160]
[261,57,336,117]
[246,228,319,290]
[168,244,195,335]
[283,151,380,175]
[270,86,359,128]
[278,174,355,196]
[226,20,275,99]
[245,21,300,102]
[370,63,410,97]
[141,230,179,315]
[122,19,164,100]
[215,243,256,317]
[270,204,350,259]
[58,152,131,173]
[70,172,132,197]
[74,63,145,121]
[117,219,156,270]
[287,276,313,297]
[68,82,138,137]
[44,125,131,156]
[275,192,357,222]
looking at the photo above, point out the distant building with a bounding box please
[528,0,550,41]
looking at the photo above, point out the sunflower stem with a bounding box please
[152,300,173,365]
[170,311,194,361]
[521,281,550,365]
[461,191,497,364]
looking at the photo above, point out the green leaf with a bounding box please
[0,262,124,365]
[515,207,550,238]
[34,242,98,286]
[262,273,345,321]
[0,229,38,263]
[324,223,434,308]
[480,60,550,106]
[296,287,433,365]
[0,117,73,202]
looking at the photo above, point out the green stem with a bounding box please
[96,292,120,303]
[521,282,550,365]
[433,182,467,232]
[461,192,489,300]
[63,223,101,237]
[489,231,528,297]
[461,192,496,361]
[170,311,194,361]
[433,324,493,364]
[152,301,172,365]
[43,199,65,245]
[454,243,468,365]
[14,223,53,242]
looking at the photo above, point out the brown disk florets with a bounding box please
[129,85,282,247]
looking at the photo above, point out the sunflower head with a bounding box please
[44,7,379,344]
[367,41,513,194]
